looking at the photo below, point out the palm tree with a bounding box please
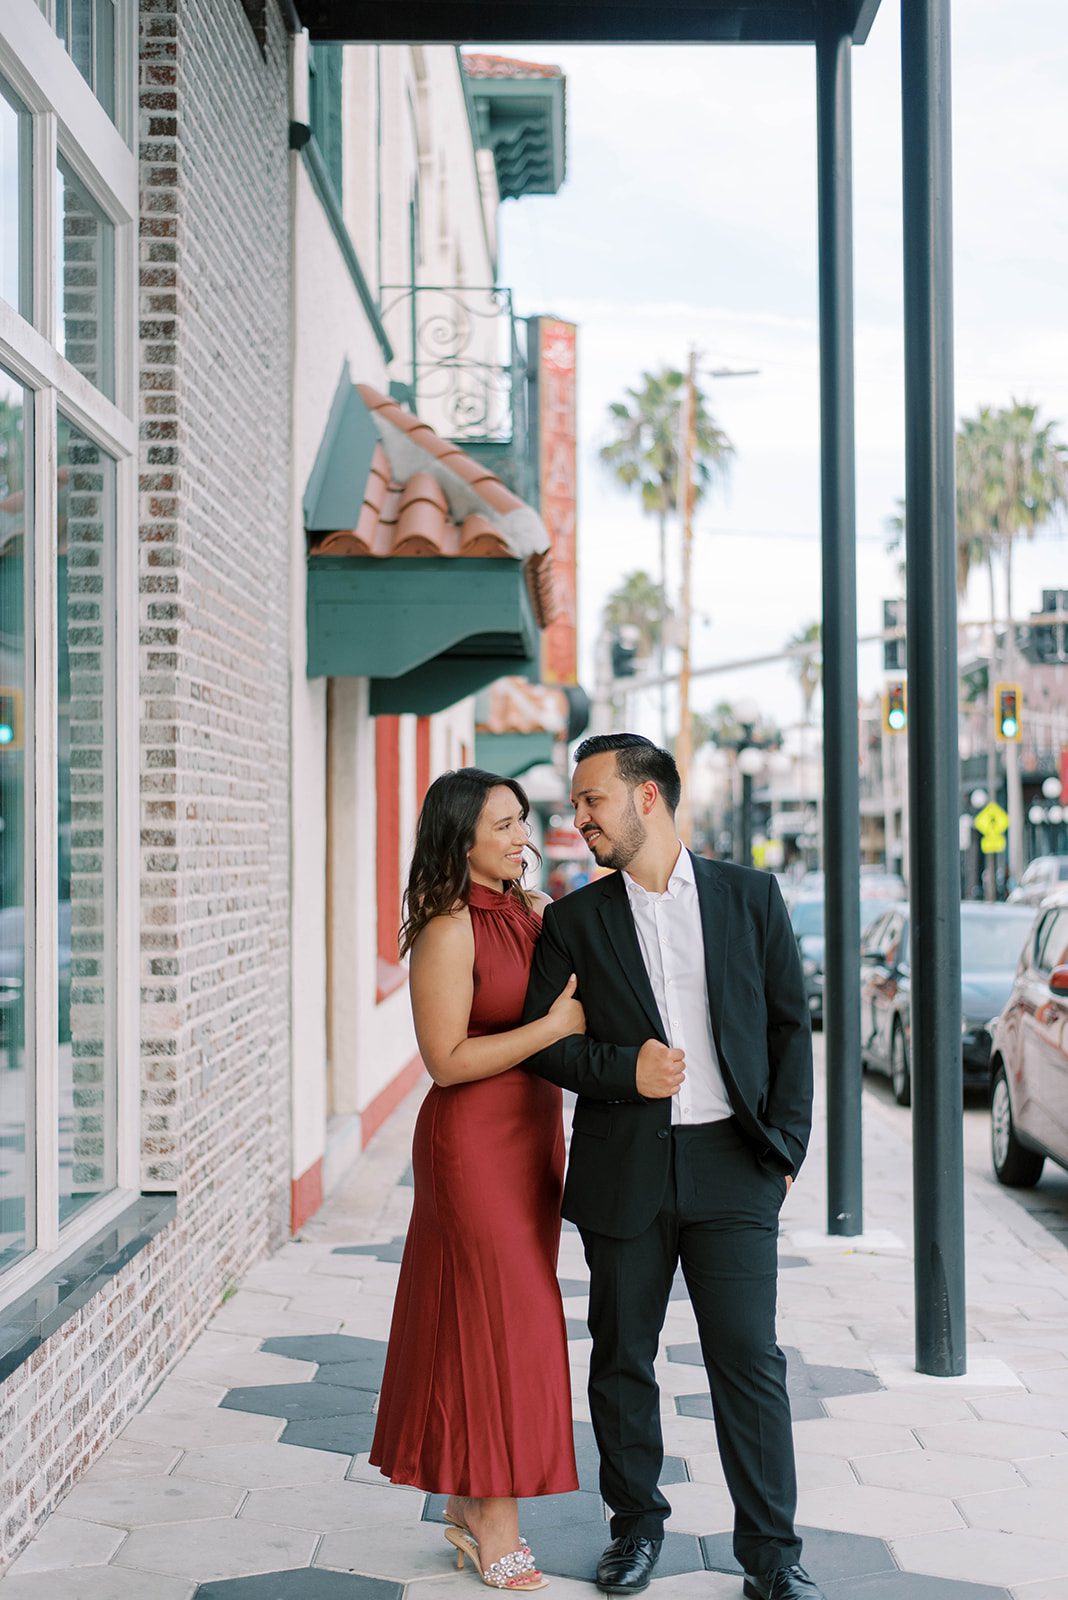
[893,402,1068,890]
[787,621,822,724]
[600,367,734,733]
[602,569,668,663]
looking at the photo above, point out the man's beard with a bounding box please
[594,792,646,872]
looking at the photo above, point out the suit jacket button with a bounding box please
[657,1128,669,1140]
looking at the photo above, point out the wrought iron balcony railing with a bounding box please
[379,284,535,502]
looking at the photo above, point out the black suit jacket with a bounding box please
[521,854,813,1238]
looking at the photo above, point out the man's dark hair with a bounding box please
[574,732,682,815]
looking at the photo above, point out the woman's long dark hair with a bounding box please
[399,768,540,957]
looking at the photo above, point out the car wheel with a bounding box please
[890,1023,911,1107]
[990,1066,1044,1188]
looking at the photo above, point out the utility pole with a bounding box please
[675,348,699,845]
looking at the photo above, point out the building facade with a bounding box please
[0,1,566,1564]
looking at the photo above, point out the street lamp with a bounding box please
[736,744,766,867]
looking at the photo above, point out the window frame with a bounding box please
[0,0,138,1309]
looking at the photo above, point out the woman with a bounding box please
[370,769,583,1592]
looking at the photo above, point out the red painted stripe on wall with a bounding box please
[376,715,402,992]
[361,1053,425,1149]
[416,715,431,807]
[291,1157,324,1234]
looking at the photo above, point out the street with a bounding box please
[863,1070,1068,1254]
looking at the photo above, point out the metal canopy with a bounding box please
[299,0,881,45]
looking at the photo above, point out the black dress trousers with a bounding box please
[580,1117,802,1576]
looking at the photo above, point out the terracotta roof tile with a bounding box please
[460,513,512,557]
[463,53,563,81]
[525,549,559,630]
[310,383,559,628]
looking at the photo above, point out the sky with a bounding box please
[492,0,1068,741]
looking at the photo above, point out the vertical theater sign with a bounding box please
[536,318,578,685]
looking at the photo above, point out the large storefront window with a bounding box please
[0,2,134,1292]
[0,370,32,1274]
[57,157,116,401]
[54,0,117,122]
[1,77,32,319]
[57,417,116,1225]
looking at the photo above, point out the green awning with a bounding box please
[474,730,556,778]
[306,555,540,715]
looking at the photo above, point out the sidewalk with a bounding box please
[3,1042,1068,1600]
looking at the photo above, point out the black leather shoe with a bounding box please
[744,1565,827,1600]
[596,1535,663,1594]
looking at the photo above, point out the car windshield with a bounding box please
[792,896,897,941]
[961,910,1036,971]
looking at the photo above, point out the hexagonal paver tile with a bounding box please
[196,1571,403,1600]
[893,1528,1068,1588]
[957,1486,1068,1539]
[5,1516,125,1575]
[280,1414,378,1454]
[332,1237,407,1263]
[122,1406,284,1451]
[240,1479,421,1531]
[792,1418,921,1458]
[914,1422,1068,1460]
[81,1440,184,1482]
[261,1334,388,1368]
[314,1360,382,1391]
[533,1524,703,1584]
[113,1517,318,1582]
[661,1479,735,1535]
[821,1392,976,1426]
[701,1525,896,1583]
[316,1519,466,1582]
[797,1483,963,1538]
[822,1579,1010,1598]
[969,1393,1068,1430]
[59,1473,243,1529]
[677,1390,826,1424]
[854,1451,1028,1497]
[221,1383,374,1421]
[0,1569,195,1600]
[1014,1454,1068,1490]
[424,1488,604,1533]
[647,1577,753,1598]
[177,1441,350,1488]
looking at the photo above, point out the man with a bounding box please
[523,734,822,1600]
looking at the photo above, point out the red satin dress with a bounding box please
[370,883,578,1497]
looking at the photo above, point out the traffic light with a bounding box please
[610,626,639,679]
[882,598,905,672]
[994,682,1022,743]
[882,680,907,734]
[0,688,22,752]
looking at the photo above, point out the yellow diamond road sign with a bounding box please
[975,801,1009,836]
[980,833,1006,855]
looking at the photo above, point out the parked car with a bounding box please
[791,892,903,1026]
[859,901,1037,1104]
[1008,855,1068,906]
[989,888,1068,1187]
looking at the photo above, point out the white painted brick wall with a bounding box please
[0,0,292,1565]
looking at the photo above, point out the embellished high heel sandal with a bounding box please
[444,1511,529,1549]
[444,1525,549,1591]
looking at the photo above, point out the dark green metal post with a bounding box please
[816,8,863,1236]
[901,0,966,1375]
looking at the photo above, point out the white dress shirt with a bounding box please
[624,844,733,1127]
